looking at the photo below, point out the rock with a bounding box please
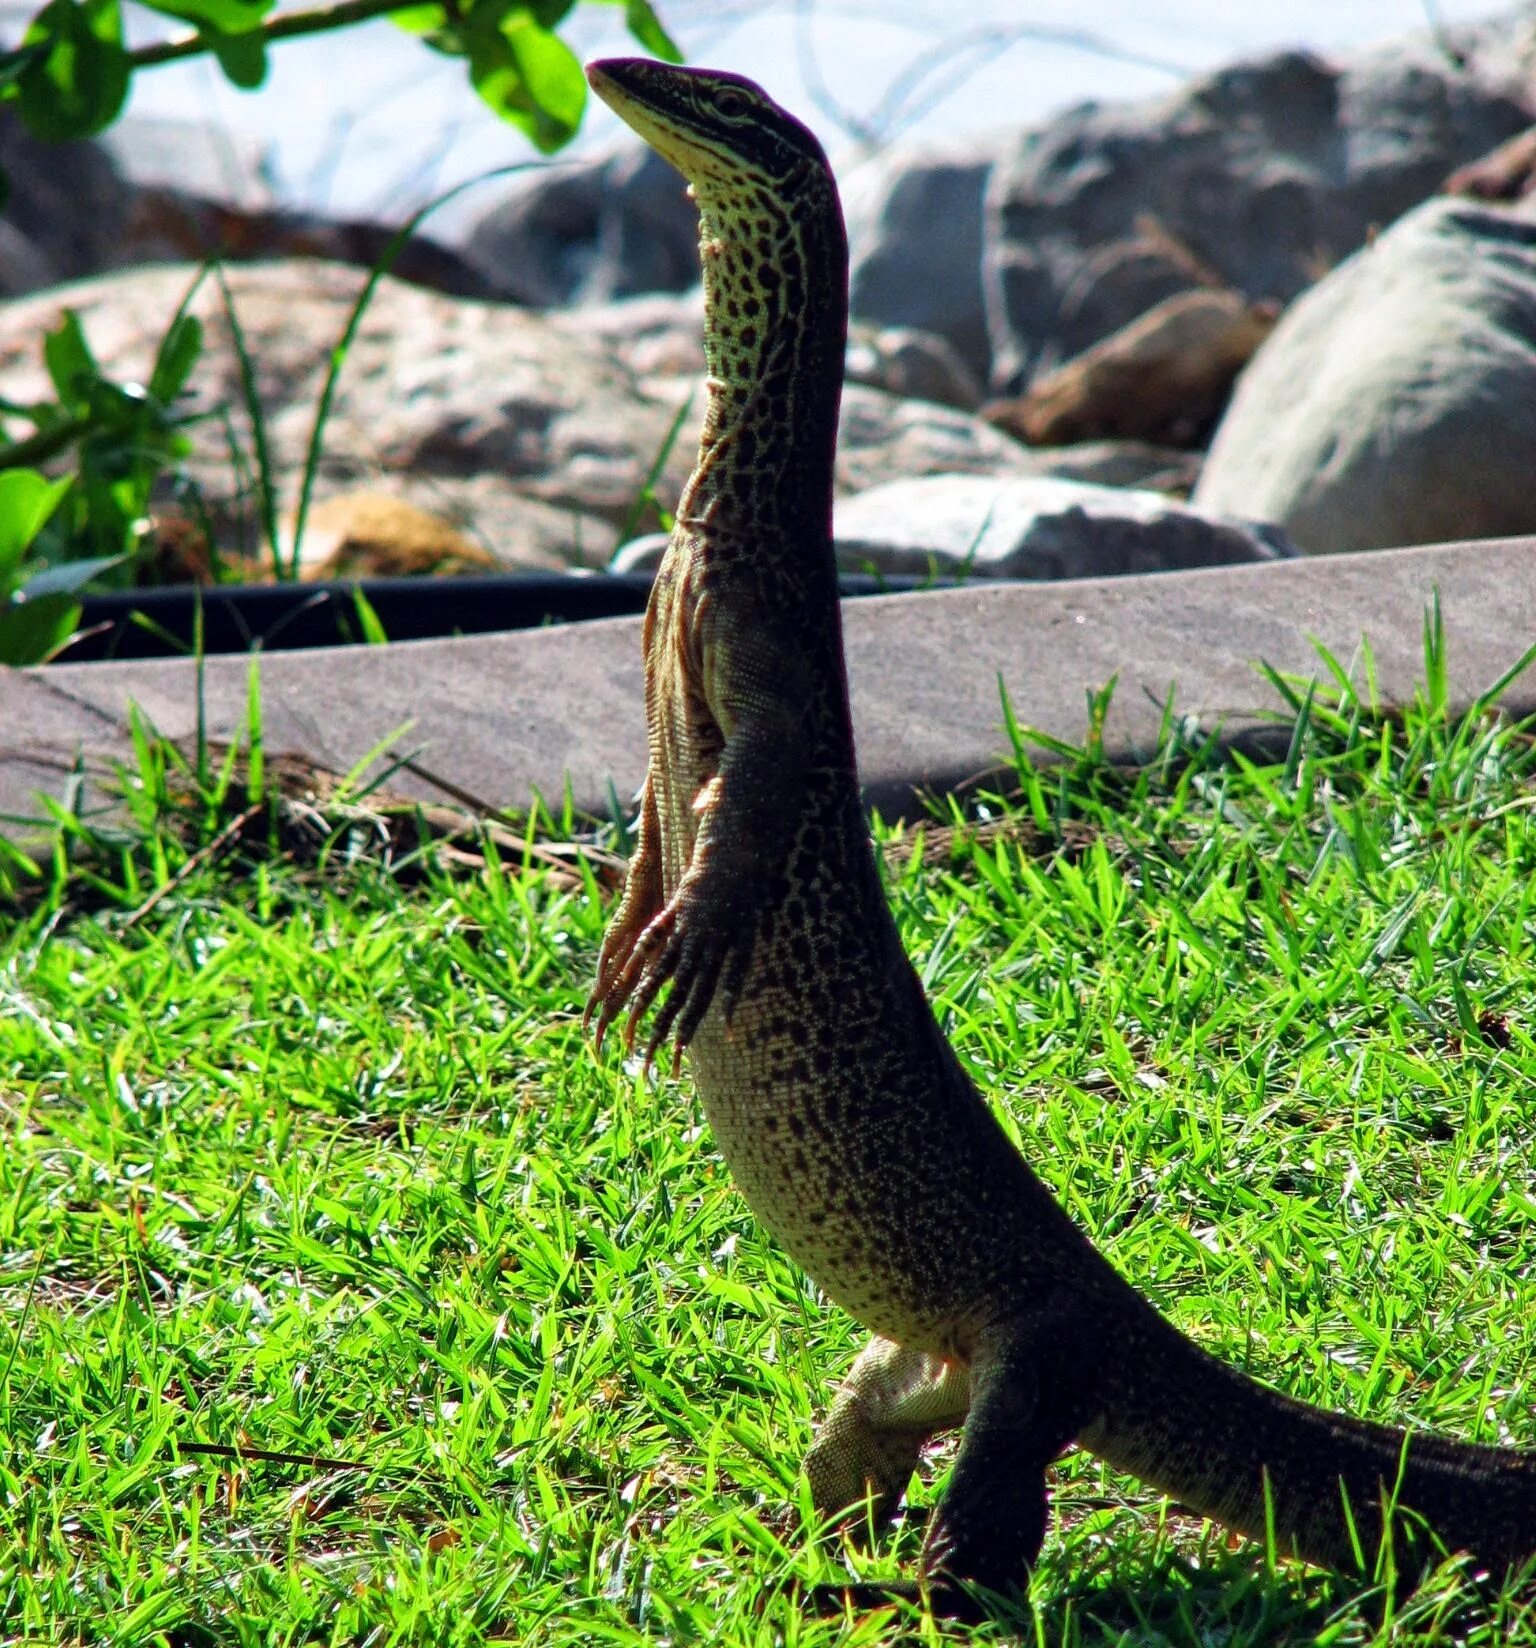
[983,289,1277,448]
[0,219,59,298]
[831,384,1039,497]
[843,135,1007,382]
[579,295,986,409]
[1020,440,1203,495]
[0,109,129,294]
[831,475,1293,578]
[282,492,502,579]
[121,190,499,300]
[462,145,698,307]
[984,29,1536,392]
[0,108,488,302]
[1443,123,1536,202]
[612,474,1292,579]
[846,324,984,410]
[0,260,667,569]
[102,114,275,209]
[565,289,707,378]
[1194,197,1536,554]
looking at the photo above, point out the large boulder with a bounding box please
[983,288,1276,448]
[613,474,1291,579]
[983,29,1535,392]
[1194,196,1536,554]
[842,135,1008,383]
[462,145,698,307]
[0,261,1050,575]
[0,260,687,569]
[830,474,1292,579]
[0,110,129,295]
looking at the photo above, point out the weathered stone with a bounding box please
[984,289,1276,448]
[846,324,984,410]
[582,297,986,409]
[9,537,1536,839]
[830,384,1038,497]
[102,114,275,208]
[564,289,706,378]
[984,29,1535,392]
[0,109,128,294]
[0,260,672,565]
[462,144,698,306]
[831,475,1291,578]
[613,474,1291,578]
[1443,122,1536,202]
[1194,197,1536,554]
[843,135,1006,382]
[282,492,501,579]
[1018,440,1202,495]
[120,191,497,300]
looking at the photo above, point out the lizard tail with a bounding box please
[1086,1317,1536,1576]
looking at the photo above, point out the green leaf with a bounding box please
[388,2,447,32]
[0,40,52,93]
[0,590,81,664]
[148,313,204,405]
[350,585,389,646]
[471,13,585,153]
[0,469,72,589]
[42,311,98,409]
[17,552,126,598]
[526,0,574,27]
[582,0,682,63]
[137,0,272,31]
[208,27,268,88]
[623,0,681,61]
[17,0,129,140]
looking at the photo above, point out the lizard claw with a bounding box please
[588,876,759,1071]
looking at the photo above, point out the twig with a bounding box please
[176,1438,367,1471]
[125,0,406,70]
[396,757,628,877]
[123,803,260,930]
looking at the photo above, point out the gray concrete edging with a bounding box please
[2,535,1534,841]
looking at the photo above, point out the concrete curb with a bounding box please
[3,535,1535,839]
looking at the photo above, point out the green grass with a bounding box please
[4,638,1536,1645]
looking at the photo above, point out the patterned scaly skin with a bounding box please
[583,56,1536,1602]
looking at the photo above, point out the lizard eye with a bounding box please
[713,86,750,120]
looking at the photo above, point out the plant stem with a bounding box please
[128,0,409,69]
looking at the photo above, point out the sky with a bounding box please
[99,0,1530,235]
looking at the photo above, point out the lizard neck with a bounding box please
[680,170,848,554]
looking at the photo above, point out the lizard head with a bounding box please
[585,57,831,207]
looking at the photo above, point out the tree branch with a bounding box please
[127,0,411,71]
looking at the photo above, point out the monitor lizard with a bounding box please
[582,54,1536,1606]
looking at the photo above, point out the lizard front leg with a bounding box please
[600,599,816,1065]
[586,772,664,1049]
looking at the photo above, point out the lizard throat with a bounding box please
[680,190,847,541]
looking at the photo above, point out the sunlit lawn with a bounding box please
[4,642,1536,1644]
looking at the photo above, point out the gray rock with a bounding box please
[462,145,697,307]
[0,260,674,568]
[1194,196,1536,554]
[984,29,1536,392]
[1019,440,1203,495]
[0,109,129,294]
[613,474,1292,578]
[832,475,1292,578]
[845,323,985,410]
[843,135,1007,382]
[102,114,275,208]
[568,288,707,377]
[831,384,1039,497]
